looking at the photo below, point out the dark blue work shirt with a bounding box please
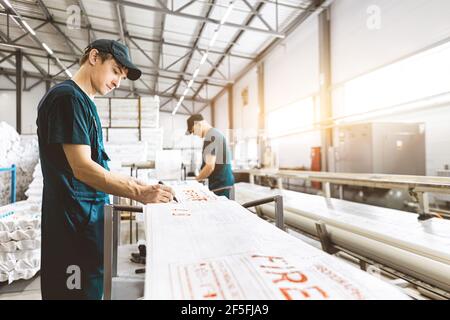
[201,128,235,197]
[36,80,110,300]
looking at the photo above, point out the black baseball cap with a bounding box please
[186,114,204,135]
[85,39,142,81]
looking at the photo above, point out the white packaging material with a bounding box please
[0,250,40,284]
[142,128,163,161]
[0,229,40,242]
[107,128,140,143]
[95,98,110,127]
[0,201,41,233]
[144,200,409,300]
[0,122,39,206]
[140,96,159,128]
[166,181,219,203]
[104,142,148,164]
[0,239,41,253]
[155,150,182,181]
[0,248,40,263]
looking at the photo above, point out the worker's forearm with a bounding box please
[196,166,213,181]
[72,160,143,201]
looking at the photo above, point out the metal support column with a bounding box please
[257,62,266,167]
[103,204,114,300]
[210,99,215,127]
[315,221,338,254]
[15,49,23,133]
[318,6,332,172]
[323,182,331,199]
[227,84,234,139]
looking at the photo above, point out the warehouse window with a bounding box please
[334,40,450,122]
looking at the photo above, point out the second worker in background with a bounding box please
[186,114,235,198]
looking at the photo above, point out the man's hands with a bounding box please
[62,144,176,204]
[136,183,175,204]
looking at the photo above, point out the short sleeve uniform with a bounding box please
[201,128,235,198]
[36,80,110,300]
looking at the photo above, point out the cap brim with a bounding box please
[115,56,142,81]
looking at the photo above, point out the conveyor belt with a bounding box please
[234,183,450,293]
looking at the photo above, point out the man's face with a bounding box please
[193,121,202,137]
[90,51,128,96]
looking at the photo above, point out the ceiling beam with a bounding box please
[171,0,216,99]
[0,43,229,87]
[0,11,256,60]
[108,0,285,38]
[115,1,136,96]
[208,0,329,103]
[0,66,211,103]
[193,0,267,98]
[77,0,97,42]
[153,0,168,93]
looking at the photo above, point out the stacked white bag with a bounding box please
[0,121,39,206]
[0,163,42,284]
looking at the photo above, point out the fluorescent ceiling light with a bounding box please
[188,79,194,87]
[192,68,200,79]
[42,43,53,55]
[183,88,189,96]
[208,32,219,48]
[200,52,208,65]
[3,0,13,9]
[65,69,72,77]
[22,21,36,35]
[220,2,235,25]
[172,101,181,115]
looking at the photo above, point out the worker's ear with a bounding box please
[88,49,99,66]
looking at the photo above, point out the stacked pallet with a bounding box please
[96,97,163,161]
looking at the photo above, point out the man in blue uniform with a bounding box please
[186,114,235,198]
[36,39,174,300]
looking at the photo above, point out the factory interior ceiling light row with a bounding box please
[0,0,322,115]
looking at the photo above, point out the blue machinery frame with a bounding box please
[0,165,16,203]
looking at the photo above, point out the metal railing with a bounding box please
[103,203,143,300]
[236,168,450,220]
[242,195,284,230]
[211,185,235,200]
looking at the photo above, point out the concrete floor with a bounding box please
[0,273,41,300]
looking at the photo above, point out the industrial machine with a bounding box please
[333,123,426,175]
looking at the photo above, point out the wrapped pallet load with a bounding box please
[0,163,42,284]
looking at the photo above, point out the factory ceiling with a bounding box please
[0,0,323,114]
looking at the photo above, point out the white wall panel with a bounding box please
[214,92,229,134]
[0,78,46,135]
[272,131,321,169]
[233,67,259,137]
[264,15,319,113]
[159,113,203,150]
[331,0,450,85]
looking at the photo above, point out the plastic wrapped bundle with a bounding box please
[0,122,39,206]
[0,200,41,284]
[104,141,148,164]
[0,249,40,283]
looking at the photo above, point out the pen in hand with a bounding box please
[158,181,178,203]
